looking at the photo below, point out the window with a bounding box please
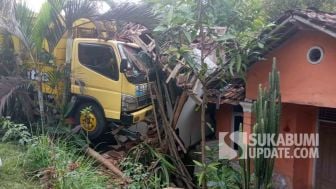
[307,46,323,64]
[78,43,118,80]
[232,105,243,150]
[118,44,149,84]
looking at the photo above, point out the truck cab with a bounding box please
[70,38,153,139]
[23,18,155,139]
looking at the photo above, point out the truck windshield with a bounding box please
[118,44,149,84]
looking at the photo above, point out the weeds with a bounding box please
[0,143,40,189]
[24,136,107,189]
[0,115,107,189]
[120,143,175,188]
[194,146,242,189]
[0,117,32,145]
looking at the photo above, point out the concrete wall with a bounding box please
[247,30,336,108]
[293,105,317,189]
[215,104,232,135]
[274,104,318,189]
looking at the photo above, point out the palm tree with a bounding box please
[0,0,44,124]
[0,0,158,125]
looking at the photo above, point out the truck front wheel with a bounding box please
[74,102,106,140]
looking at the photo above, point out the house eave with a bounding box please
[293,15,336,39]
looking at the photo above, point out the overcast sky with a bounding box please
[23,0,45,12]
[23,0,141,12]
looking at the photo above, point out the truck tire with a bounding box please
[74,102,106,140]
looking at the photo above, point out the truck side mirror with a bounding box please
[120,59,128,73]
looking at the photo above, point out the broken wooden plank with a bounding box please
[189,93,203,105]
[152,84,193,188]
[173,92,188,129]
[166,62,183,83]
[147,78,162,146]
[162,64,172,72]
[163,82,173,120]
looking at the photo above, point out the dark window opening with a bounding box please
[233,105,243,150]
[78,43,118,80]
[307,47,323,64]
[139,33,153,45]
[319,108,336,122]
[118,44,150,84]
[233,115,243,150]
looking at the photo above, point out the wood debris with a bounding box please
[115,23,246,188]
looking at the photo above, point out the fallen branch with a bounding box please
[85,147,131,182]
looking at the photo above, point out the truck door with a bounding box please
[71,39,122,120]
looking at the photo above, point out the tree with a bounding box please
[0,0,158,126]
[145,0,266,188]
[0,0,46,126]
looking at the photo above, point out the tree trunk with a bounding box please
[198,1,207,188]
[37,80,45,129]
[62,33,73,114]
[201,91,207,189]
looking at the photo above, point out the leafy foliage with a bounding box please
[0,33,20,76]
[0,117,32,145]
[120,159,152,189]
[196,161,241,189]
[147,0,271,85]
[194,146,241,189]
[0,77,34,122]
[123,143,175,188]
[100,1,159,30]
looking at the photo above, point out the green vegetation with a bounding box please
[193,145,242,188]
[239,60,281,189]
[0,138,108,189]
[0,0,314,188]
[0,117,107,189]
[252,60,281,189]
[121,143,175,188]
[0,143,40,189]
[24,136,108,189]
[1,117,32,145]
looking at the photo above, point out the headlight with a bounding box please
[122,94,138,111]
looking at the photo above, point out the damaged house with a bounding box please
[216,9,336,189]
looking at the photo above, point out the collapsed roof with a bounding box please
[120,24,245,106]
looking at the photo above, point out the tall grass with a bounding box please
[24,136,108,189]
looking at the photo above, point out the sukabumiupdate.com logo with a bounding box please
[218,132,319,160]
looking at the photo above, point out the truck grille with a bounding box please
[137,95,151,107]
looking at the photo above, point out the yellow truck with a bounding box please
[27,19,153,139]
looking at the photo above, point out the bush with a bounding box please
[24,136,107,189]
[120,143,175,188]
[0,117,32,145]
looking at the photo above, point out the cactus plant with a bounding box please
[253,58,281,189]
[240,58,281,189]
